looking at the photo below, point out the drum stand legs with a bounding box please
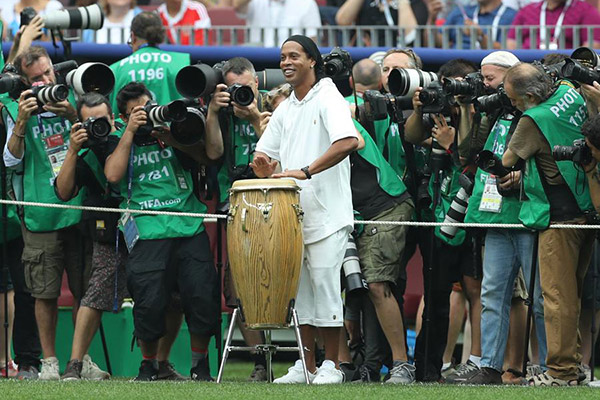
[216,308,310,384]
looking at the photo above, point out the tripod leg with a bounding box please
[266,330,272,383]
[98,322,112,376]
[217,308,238,383]
[522,233,539,377]
[292,309,310,384]
[591,238,598,382]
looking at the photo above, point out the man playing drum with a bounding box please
[251,35,359,384]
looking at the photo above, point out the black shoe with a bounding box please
[61,359,83,381]
[444,360,480,384]
[463,367,502,385]
[134,360,158,382]
[157,361,189,381]
[339,362,357,382]
[352,364,380,383]
[190,358,214,382]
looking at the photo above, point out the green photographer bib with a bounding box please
[345,95,406,178]
[112,129,206,240]
[465,116,522,225]
[110,47,190,113]
[429,162,466,246]
[519,81,593,229]
[5,97,84,232]
[217,111,261,203]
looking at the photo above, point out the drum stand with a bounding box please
[216,307,311,384]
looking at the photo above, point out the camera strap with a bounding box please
[472,4,507,48]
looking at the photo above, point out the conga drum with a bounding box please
[227,178,304,329]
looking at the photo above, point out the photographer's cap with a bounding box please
[481,51,520,69]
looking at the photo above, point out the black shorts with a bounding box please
[126,231,219,342]
[436,232,482,284]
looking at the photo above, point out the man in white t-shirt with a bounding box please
[234,0,322,47]
[250,35,358,384]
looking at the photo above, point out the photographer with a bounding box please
[204,56,269,382]
[462,52,547,385]
[104,82,221,381]
[52,93,124,381]
[348,120,416,384]
[2,45,93,381]
[109,11,190,113]
[404,59,483,383]
[502,63,595,386]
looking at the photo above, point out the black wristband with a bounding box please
[301,166,312,179]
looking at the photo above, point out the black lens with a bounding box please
[231,86,254,106]
[90,118,111,138]
[171,107,206,146]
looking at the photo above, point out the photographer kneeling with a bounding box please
[104,82,222,381]
[502,63,595,386]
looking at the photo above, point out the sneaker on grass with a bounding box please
[61,359,83,381]
[273,359,316,384]
[82,355,110,380]
[16,365,39,380]
[384,361,415,384]
[0,360,18,378]
[248,364,268,382]
[39,357,60,381]
[190,357,214,382]
[463,367,503,385]
[313,360,344,384]
[352,364,380,383]
[133,360,158,382]
[444,360,479,384]
[158,361,188,381]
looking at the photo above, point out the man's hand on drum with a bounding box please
[271,168,307,180]
[250,153,278,178]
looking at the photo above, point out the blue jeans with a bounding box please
[480,229,547,371]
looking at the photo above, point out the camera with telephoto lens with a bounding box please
[440,173,474,240]
[442,72,487,101]
[28,83,69,114]
[419,81,453,115]
[170,99,208,146]
[475,84,514,114]
[323,47,353,80]
[21,4,104,30]
[388,68,439,98]
[417,166,432,210]
[81,116,111,148]
[552,138,593,166]
[560,59,600,86]
[342,234,368,293]
[362,90,413,122]
[0,65,24,97]
[135,100,188,146]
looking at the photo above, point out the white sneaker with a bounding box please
[313,360,344,384]
[39,357,60,381]
[81,355,110,380]
[273,359,316,384]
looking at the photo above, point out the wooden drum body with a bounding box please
[227,179,304,329]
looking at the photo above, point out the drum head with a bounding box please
[230,178,299,192]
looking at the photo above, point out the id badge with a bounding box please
[120,212,140,252]
[479,176,503,213]
[44,134,68,179]
[440,175,452,196]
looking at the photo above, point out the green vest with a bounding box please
[345,95,406,178]
[465,116,522,224]
[519,81,593,229]
[112,129,206,240]
[109,47,190,113]
[5,97,84,232]
[429,161,465,246]
[216,97,265,203]
[354,120,407,198]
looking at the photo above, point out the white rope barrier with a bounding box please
[1,198,599,230]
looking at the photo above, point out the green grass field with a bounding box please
[2,361,600,399]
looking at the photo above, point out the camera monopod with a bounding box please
[521,232,539,377]
[1,127,9,378]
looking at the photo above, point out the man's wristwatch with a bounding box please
[301,166,312,179]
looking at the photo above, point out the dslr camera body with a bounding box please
[362,90,413,123]
[553,138,593,166]
[419,81,454,115]
[81,116,111,148]
[323,47,353,80]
